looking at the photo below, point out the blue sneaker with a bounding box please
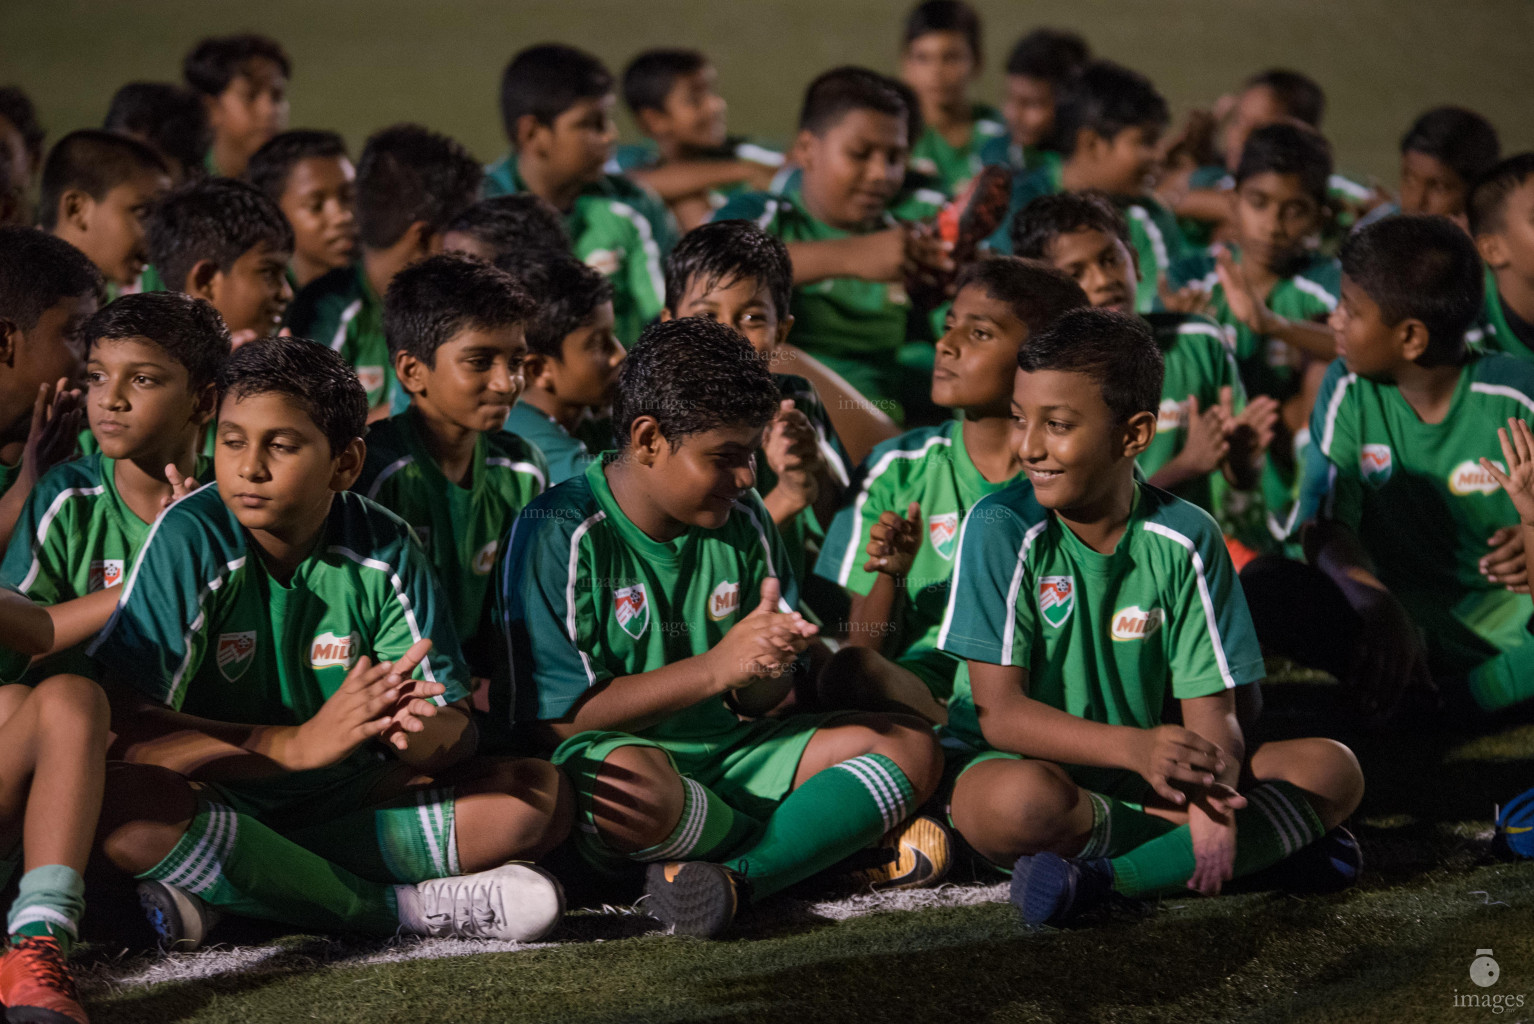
[1010,852,1117,927]
[1495,789,1534,859]
[1246,826,1363,895]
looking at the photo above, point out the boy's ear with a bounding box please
[393,349,427,398]
[791,129,819,171]
[634,107,669,141]
[1121,410,1157,459]
[0,318,19,368]
[1477,232,1509,271]
[329,436,367,492]
[626,415,663,467]
[1397,317,1432,363]
[400,220,435,260]
[522,351,557,391]
[187,259,221,301]
[59,189,93,234]
[515,114,549,153]
[191,381,219,427]
[659,307,674,322]
[1073,128,1103,162]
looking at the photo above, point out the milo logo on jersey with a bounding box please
[88,559,124,592]
[310,631,361,670]
[1360,444,1393,486]
[1449,460,1504,496]
[614,584,649,639]
[1039,576,1075,628]
[1111,605,1164,641]
[1156,398,1186,434]
[928,512,959,561]
[708,580,740,621]
[217,631,257,681]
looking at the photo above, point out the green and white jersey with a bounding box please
[285,264,392,409]
[814,418,1015,691]
[495,457,798,742]
[1167,246,1339,402]
[1298,354,1534,671]
[909,104,1009,195]
[503,401,595,487]
[356,410,547,655]
[977,135,1062,179]
[483,154,678,345]
[88,486,469,753]
[937,481,1263,760]
[1470,275,1534,364]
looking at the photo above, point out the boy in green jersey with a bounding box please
[0,293,226,683]
[898,1,1007,195]
[499,251,622,486]
[146,178,295,347]
[81,337,570,948]
[287,125,482,416]
[1469,154,1534,363]
[485,45,677,345]
[935,307,1364,925]
[980,28,1089,175]
[498,318,944,938]
[443,194,570,264]
[182,34,289,180]
[1362,107,1500,227]
[1292,216,1534,716]
[618,49,782,232]
[245,130,358,291]
[713,67,953,419]
[40,131,170,293]
[358,254,547,677]
[815,259,1087,724]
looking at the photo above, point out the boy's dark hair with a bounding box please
[1004,28,1090,83]
[664,220,792,322]
[799,67,909,137]
[1338,215,1483,367]
[38,130,167,230]
[1017,306,1163,421]
[1243,69,1325,128]
[1234,122,1332,205]
[0,87,44,170]
[103,83,211,177]
[495,251,613,358]
[1053,61,1168,155]
[500,44,613,142]
[183,34,291,97]
[146,178,294,294]
[384,253,534,367]
[0,226,103,331]
[902,1,983,60]
[217,335,366,454]
[1010,190,1129,259]
[355,124,481,252]
[622,49,708,117]
[245,130,348,204]
[1469,152,1534,238]
[83,291,231,390]
[614,317,779,452]
[445,194,570,260]
[1401,107,1500,189]
[956,256,1089,335]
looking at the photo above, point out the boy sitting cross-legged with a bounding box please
[936,307,1364,926]
[356,253,548,679]
[82,336,570,949]
[496,318,944,938]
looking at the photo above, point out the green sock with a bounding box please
[7,865,85,954]
[723,753,915,901]
[1108,781,1325,897]
[1467,645,1534,711]
[1077,791,1179,859]
[632,777,761,863]
[283,785,461,884]
[138,799,400,935]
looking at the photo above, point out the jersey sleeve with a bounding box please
[369,524,471,705]
[935,496,1039,668]
[1151,510,1266,698]
[1296,360,1362,531]
[709,191,780,231]
[0,473,75,607]
[735,488,801,612]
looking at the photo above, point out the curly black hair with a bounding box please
[384,253,534,367]
[84,292,231,391]
[217,335,367,455]
[1016,307,1163,421]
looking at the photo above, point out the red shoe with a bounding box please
[0,936,89,1024]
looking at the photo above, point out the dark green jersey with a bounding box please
[503,401,596,487]
[285,264,392,408]
[977,135,1062,179]
[909,104,1009,195]
[1471,274,1534,364]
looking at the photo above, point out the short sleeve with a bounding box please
[935,497,1039,668]
[1152,516,1266,699]
[1297,361,1362,531]
[370,527,471,705]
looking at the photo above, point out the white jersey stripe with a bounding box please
[1470,382,1534,418]
[328,545,444,698]
[19,484,105,592]
[1141,521,1236,690]
[838,435,951,586]
[1318,372,1357,457]
[364,455,414,500]
[1001,521,1049,665]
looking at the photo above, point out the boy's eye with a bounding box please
[219,437,245,450]
[270,442,297,454]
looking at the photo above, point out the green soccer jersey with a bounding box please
[503,401,595,486]
[977,135,1062,179]
[1470,275,1534,364]
[495,457,798,744]
[482,154,678,345]
[355,409,548,656]
[937,481,1264,770]
[1167,247,1339,402]
[87,485,470,763]
[909,104,1010,195]
[285,264,392,409]
[1297,354,1534,673]
[814,418,1015,694]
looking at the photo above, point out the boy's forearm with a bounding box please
[844,579,898,651]
[970,662,1142,770]
[395,703,477,772]
[0,588,52,656]
[1147,452,1204,494]
[629,160,763,202]
[42,587,119,653]
[0,468,37,557]
[1304,519,1387,600]
[764,484,811,527]
[786,237,887,285]
[547,654,725,739]
[1179,693,1245,787]
[1264,315,1336,361]
[109,697,306,781]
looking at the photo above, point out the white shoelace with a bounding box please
[420,878,506,939]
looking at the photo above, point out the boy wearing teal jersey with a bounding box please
[714,68,953,419]
[815,259,1087,723]
[935,307,1363,925]
[1296,216,1534,716]
[987,61,1190,315]
[979,28,1089,175]
[182,34,289,180]
[1470,155,1534,363]
[41,131,170,293]
[618,49,782,232]
[485,45,677,345]
[498,319,943,938]
[358,254,547,674]
[84,337,569,949]
[146,178,295,347]
[0,293,225,684]
[287,125,482,416]
[499,250,622,485]
[899,2,1008,195]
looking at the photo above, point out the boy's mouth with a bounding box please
[1024,466,1066,486]
[94,419,131,436]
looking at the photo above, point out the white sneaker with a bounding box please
[396,862,565,942]
[137,879,223,952]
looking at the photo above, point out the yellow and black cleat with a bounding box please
[846,815,953,891]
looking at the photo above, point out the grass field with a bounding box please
[73,686,1534,1024]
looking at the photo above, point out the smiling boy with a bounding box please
[41,130,171,293]
[246,130,358,290]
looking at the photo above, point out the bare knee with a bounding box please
[589,745,683,854]
[950,760,1085,865]
[1252,738,1365,831]
[96,762,198,875]
[32,674,110,737]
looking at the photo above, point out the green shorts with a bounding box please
[899,648,960,702]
